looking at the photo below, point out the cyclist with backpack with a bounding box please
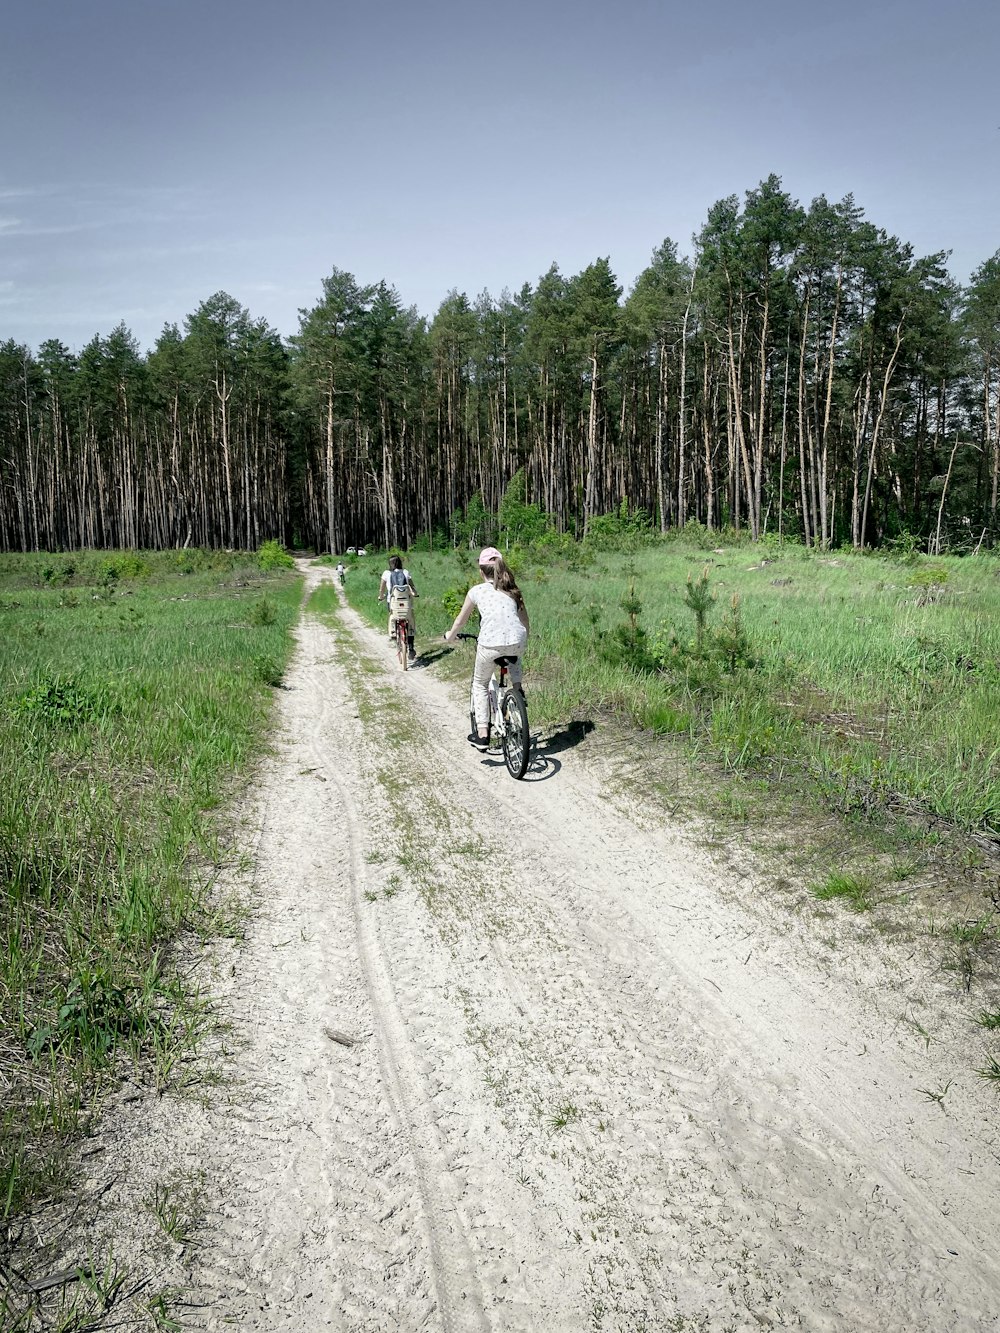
[378,554,418,662]
[443,547,529,748]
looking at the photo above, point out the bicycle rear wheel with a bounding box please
[396,621,408,670]
[500,688,529,779]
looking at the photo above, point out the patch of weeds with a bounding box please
[889,855,919,881]
[12,673,107,728]
[451,838,489,860]
[950,918,996,947]
[916,1079,953,1107]
[250,652,284,686]
[810,870,876,912]
[976,1011,1000,1030]
[397,847,431,875]
[13,1253,135,1331]
[977,1056,1000,1084]
[248,596,277,626]
[146,1173,204,1245]
[942,918,995,992]
[638,699,690,735]
[147,1289,185,1331]
[899,1010,932,1049]
[119,604,147,633]
[714,785,751,823]
[26,970,157,1062]
[548,1103,580,1131]
[909,564,949,606]
[199,894,252,941]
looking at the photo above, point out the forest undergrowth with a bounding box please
[0,547,300,1282]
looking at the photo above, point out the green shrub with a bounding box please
[248,597,278,626]
[909,563,949,605]
[498,468,551,545]
[27,969,154,1062]
[257,540,294,571]
[13,674,107,728]
[99,553,150,585]
[883,530,923,562]
[586,499,655,551]
[442,585,471,620]
[251,652,284,686]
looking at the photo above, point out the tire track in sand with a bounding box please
[296,609,491,1333]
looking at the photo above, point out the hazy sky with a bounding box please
[2,0,997,353]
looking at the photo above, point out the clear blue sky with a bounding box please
[2,0,997,353]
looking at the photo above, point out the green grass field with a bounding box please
[338,539,1000,839]
[0,548,300,1218]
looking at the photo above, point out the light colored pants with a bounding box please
[472,642,524,732]
[387,606,415,636]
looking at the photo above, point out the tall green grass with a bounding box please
[336,540,1000,838]
[0,550,300,1218]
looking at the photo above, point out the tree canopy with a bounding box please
[2,178,998,553]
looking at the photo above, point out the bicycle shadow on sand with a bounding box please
[493,718,594,783]
[535,719,595,757]
[476,748,561,783]
[413,645,450,667]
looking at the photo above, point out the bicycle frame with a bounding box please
[392,614,409,670]
[457,633,530,778]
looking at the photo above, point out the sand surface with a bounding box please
[30,561,1000,1331]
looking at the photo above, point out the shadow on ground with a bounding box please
[414,646,450,666]
[535,719,595,756]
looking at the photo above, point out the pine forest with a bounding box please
[2,176,999,555]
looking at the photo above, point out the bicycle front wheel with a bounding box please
[500,689,529,779]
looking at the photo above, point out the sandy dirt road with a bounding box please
[158,562,1000,1332]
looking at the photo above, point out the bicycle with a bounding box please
[382,602,416,672]
[456,633,530,779]
[393,613,410,670]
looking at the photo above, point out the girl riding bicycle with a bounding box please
[443,547,529,749]
[378,554,418,661]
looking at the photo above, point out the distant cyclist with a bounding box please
[378,554,418,662]
[443,547,529,748]
[335,560,346,585]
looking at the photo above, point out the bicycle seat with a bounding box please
[493,655,518,667]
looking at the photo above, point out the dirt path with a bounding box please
[163,564,1000,1331]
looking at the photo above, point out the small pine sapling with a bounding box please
[683,566,715,655]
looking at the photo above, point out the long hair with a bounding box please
[388,554,403,572]
[481,554,524,612]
